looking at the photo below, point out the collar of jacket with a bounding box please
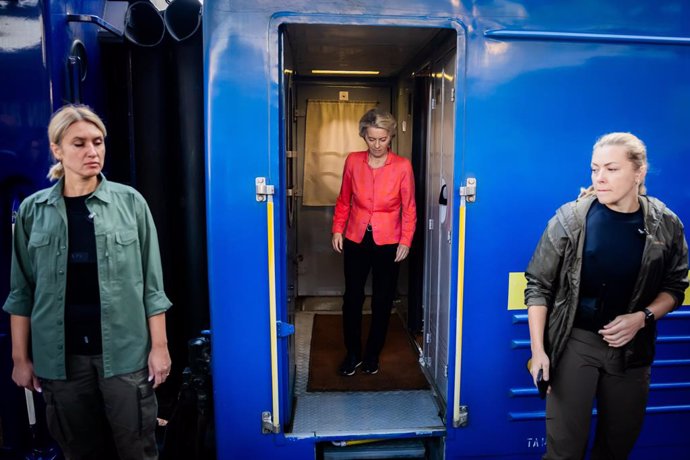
[556,194,665,243]
[38,173,113,205]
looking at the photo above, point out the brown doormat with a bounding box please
[307,314,430,392]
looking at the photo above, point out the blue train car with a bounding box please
[204,0,690,458]
[1,0,690,459]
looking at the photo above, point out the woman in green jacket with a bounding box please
[3,105,172,460]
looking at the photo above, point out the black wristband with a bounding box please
[643,308,655,325]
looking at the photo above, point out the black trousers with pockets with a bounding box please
[41,354,158,460]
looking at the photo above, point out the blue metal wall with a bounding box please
[0,2,53,452]
[205,1,690,458]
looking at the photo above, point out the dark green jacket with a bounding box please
[3,175,172,379]
[525,194,688,371]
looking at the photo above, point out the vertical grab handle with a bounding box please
[453,194,468,428]
[264,187,280,433]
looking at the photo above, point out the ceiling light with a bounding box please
[311,70,380,75]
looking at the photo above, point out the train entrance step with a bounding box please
[322,438,426,460]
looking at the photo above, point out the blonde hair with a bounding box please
[47,105,107,181]
[579,132,648,198]
[358,108,397,139]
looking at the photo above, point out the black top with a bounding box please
[574,199,645,332]
[64,194,102,355]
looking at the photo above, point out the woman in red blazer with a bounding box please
[332,108,417,376]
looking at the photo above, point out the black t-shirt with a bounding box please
[64,195,102,355]
[574,200,646,332]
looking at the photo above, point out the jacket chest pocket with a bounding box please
[28,232,57,284]
[112,230,143,280]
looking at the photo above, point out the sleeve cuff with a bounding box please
[145,291,173,317]
[2,292,33,316]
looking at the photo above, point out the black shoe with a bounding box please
[339,354,362,376]
[362,358,379,375]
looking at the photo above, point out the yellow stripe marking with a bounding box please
[506,271,690,310]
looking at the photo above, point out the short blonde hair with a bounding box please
[47,105,107,181]
[358,108,397,138]
[580,132,648,198]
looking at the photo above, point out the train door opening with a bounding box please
[278,23,459,441]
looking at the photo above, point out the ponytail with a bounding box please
[47,162,64,181]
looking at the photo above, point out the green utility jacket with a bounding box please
[3,175,172,379]
[525,194,688,371]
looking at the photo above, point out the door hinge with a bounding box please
[256,177,275,202]
[428,219,434,230]
[459,177,477,203]
[450,87,455,102]
[276,321,295,338]
[431,98,436,110]
[444,365,448,378]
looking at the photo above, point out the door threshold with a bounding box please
[288,389,446,440]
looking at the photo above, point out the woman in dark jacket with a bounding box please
[525,132,688,459]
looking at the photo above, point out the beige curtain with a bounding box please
[302,100,377,206]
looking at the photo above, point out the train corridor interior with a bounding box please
[280,23,458,451]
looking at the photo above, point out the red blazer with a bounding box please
[332,151,416,247]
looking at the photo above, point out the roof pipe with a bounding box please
[124,1,166,47]
[164,0,202,42]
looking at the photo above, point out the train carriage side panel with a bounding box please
[447,8,690,459]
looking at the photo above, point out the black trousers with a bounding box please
[342,231,400,360]
[544,328,650,460]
